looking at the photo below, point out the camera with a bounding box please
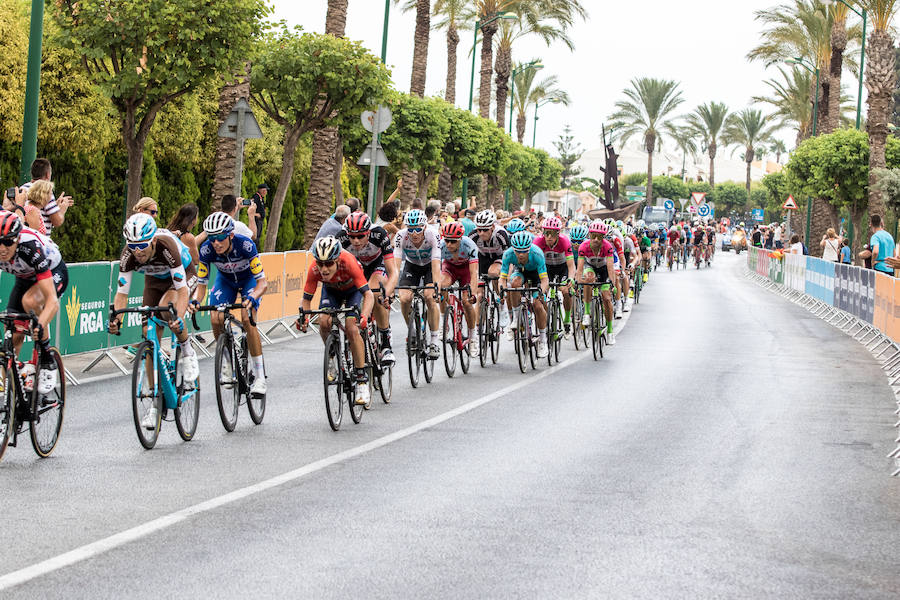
[5,187,15,201]
[242,197,251,207]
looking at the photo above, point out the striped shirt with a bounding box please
[19,180,61,234]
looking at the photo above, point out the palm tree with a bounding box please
[685,102,729,189]
[511,67,569,143]
[753,66,814,145]
[306,0,348,245]
[433,0,469,202]
[608,78,685,203]
[492,1,585,131]
[670,127,698,182]
[722,109,779,199]
[770,139,788,163]
[826,2,850,133]
[862,0,900,220]
[409,0,431,97]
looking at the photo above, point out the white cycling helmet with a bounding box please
[202,212,235,236]
[474,210,496,228]
[123,213,157,243]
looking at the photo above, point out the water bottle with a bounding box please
[20,362,35,392]
[232,322,245,360]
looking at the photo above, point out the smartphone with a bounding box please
[5,187,15,200]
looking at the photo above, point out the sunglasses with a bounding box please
[445,238,461,243]
[477,227,492,233]
[348,233,368,240]
[127,241,151,250]
[316,259,336,268]
[589,234,605,240]
[209,233,230,242]
[0,237,16,247]
[407,226,424,233]
[144,209,158,216]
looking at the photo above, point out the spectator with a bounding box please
[133,197,159,218]
[425,200,441,235]
[789,233,803,254]
[197,195,256,247]
[249,183,268,237]
[2,186,27,222]
[869,214,895,274]
[19,158,72,234]
[859,244,873,269]
[460,208,476,236]
[23,180,51,234]
[346,197,360,213]
[167,203,200,264]
[821,227,841,262]
[840,238,852,264]
[378,202,399,237]
[773,222,783,249]
[751,225,762,247]
[386,178,402,207]
[764,226,774,249]
[314,205,351,241]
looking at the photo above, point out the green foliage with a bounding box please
[714,182,749,214]
[381,94,450,175]
[786,128,869,212]
[552,124,583,187]
[620,173,647,187]
[649,176,688,202]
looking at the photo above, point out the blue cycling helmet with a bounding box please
[123,213,157,243]
[506,218,526,234]
[405,209,426,228]
[510,230,534,251]
[570,224,588,242]
[657,223,666,231]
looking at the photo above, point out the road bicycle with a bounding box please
[365,287,393,405]
[547,280,569,364]
[632,265,643,304]
[694,244,704,269]
[681,243,690,268]
[440,283,473,378]
[666,245,675,271]
[572,284,588,351]
[0,311,65,461]
[582,282,608,361]
[397,283,438,388]
[298,306,367,431]
[476,274,502,367]
[506,286,541,374]
[110,304,200,449]
[191,303,264,432]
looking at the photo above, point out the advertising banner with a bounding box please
[891,279,900,342]
[255,253,285,323]
[861,268,876,324]
[109,264,149,348]
[57,262,113,355]
[283,251,307,321]
[874,272,892,333]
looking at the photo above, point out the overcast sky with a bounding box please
[273,1,853,158]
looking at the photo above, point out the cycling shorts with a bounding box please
[442,261,472,287]
[508,266,542,288]
[582,264,611,285]
[477,254,503,277]
[399,262,433,287]
[362,258,387,280]
[547,263,569,283]
[8,263,69,313]
[319,286,363,312]
[210,273,258,307]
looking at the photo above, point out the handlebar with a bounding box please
[0,310,39,325]
[190,303,256,330]
[109,303,176,321]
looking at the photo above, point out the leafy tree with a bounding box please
[714,182,749,215]
[620,173,646,187]
[650,175,688,203]
[553,124,582,188]
[250,28,391,249]
[52,0,269,212]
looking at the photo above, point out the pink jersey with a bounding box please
[533,234,573,267]
[577,239,614,270]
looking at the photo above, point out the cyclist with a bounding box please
[693,221,707,264]
[576,221,617,345]
[606,225,626,319]
[683,222,693,264]
[533,216,576,334]
[439,221,480,357]
[297,236,375,407]
[0,211,67,394]
[110,213,199,428]
[470,209,510,308]
[569,224,588,264]
[666,224,680,267]
[620,224,638,310]
[638,225,652,281]
[395,209,442,358]
[336,211,398,365]
[189,213,268,396]
[500,230,550,358]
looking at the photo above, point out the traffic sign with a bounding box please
[663,199,675,210]
[698,204,711,217]
[691,192,706,205]
[361,106,392,134]
[782,195,799,210]
[752,208,764,222]
[688,205,697,213]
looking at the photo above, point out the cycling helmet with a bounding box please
[404,209,426,228]
[542,216,562,231]
[570,224,588,242]
[312,236,342,262]
[124,213,158,243]
[603,218,616,227]
[624,225,634,236]
[202,212,235,236]
[441,221,464,240]
[344,211,371,234]
[637,219,645,228]
[506,218,526,234]
[657,223,666,231]
[474,210,496,228]
[615,220,624,229]
[510,230,534,251]
[589,220,608,235]
[0,211,22,240]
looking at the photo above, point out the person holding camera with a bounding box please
[19,158,72,234]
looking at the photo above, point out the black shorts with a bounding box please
[8,262,69,313]
[399,262,433,287]
[478,254,502,277]
[143,265,199,308]
[547,263,569,283]
[508,268,542,288]
[362,258,386,280]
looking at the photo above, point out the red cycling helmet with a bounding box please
[344,211,371,234]
[0,211,23,239]
[542,216,562,231]
[441,222,465,240]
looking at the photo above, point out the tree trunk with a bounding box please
[516,111,527,144]
[438,168,453,202]
[122,100,164,212]
[818,72,831,135]
[809,198,839,257]
[494,46,511,130]
[825,18,847,134]
[410,0,430,97]
[265,126,303,251]
[478,21,498,119]
[708,141,717,188]
[333,139,344,207]
[212,63,251,209]
[866,29,896,221]
[850,203,866,261]
[646,150,654,204]
[445,24,459,105]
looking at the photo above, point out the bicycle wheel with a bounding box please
[422,304,435,384]
[572,295,583,351]
[514,313,527,374]
[346,338,364,424]
[459,305,471,374]
[553,297,564,364]
[214,334,239,432]
[30,348,65,457]
[478,299,488,368]
[378,353,392,405]
[406,304,421,388]
[131,341,161,449]
[489,300,501,364]
[174,347,200,442]
[442,306,457,378]
[547,298,557,366]
[590,299,601,361]
[323,333,343,431]
[527,311,536,370]
[0,359,16,461]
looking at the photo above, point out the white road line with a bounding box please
[0,311,633,590]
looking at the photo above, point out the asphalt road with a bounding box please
[1,252,898,598]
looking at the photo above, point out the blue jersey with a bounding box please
[500,245,548,280]
[198,234,264,285]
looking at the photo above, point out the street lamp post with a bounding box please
[369,0,391,220]
[532,97,559,148]
[509,60,543,135]
[824,0,866,130]
[461,12,516,207]
[19,0,45,184]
